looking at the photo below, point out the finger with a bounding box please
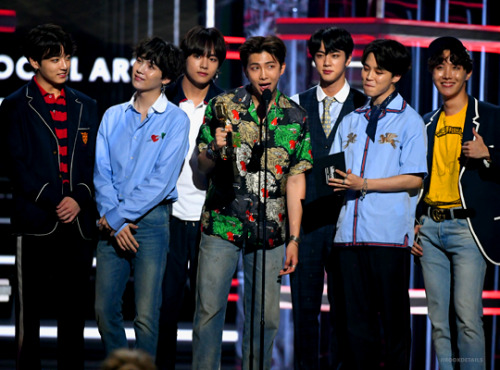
[65,214,76,223]
[120,233,138,252]
[335,169,347,177]
[124,228,139,248]
[472,128,481,139]
[279,265,296,275]
[410,248,422,257]
[116,237,127,251]
[412,244,423,256]
[57,210,70,220]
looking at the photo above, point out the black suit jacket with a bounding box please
[418,96,500,264]
[298,85,365,233]
[0,79,99,239]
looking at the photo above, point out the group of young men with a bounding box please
[1,20,498,370]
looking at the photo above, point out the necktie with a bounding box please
[366,91,397,142]
[321,97,335,137]
[366,104,381,142]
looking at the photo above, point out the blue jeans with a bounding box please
[95,203,170,358]
[418,215,486,370]
[192,234,284,370]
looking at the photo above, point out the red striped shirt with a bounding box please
[34,76,70,189]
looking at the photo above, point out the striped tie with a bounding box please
[322,97,335,137]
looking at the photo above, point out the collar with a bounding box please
[33,76,66,98]
[370,89,398,110]
[165,74,224,106]
[316,79,350,103]
[126,92,169,114]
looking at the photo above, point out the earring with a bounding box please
[214,71,219,80]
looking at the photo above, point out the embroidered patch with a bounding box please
[81,132,88,145]
[343,133,357,149]
[379,133,399,149]
[151,133,167,142]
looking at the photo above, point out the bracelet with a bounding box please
[360,178,368,200]
[289,234,301,244]
[206,140,220,161]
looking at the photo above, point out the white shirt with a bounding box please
[291,80,351,132]
[172,99,209,221]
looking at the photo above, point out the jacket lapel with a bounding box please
[65,88,83,162]
[26,81,55,134]
[462,95,478,144]
[425,108,442,174]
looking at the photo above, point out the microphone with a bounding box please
[247,89,272,173]
[262,89,272,109]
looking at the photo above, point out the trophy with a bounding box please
[214,101,231,160]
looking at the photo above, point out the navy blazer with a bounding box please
[299,85,365,233]
[1,79,99,239]
[418,96,500,264]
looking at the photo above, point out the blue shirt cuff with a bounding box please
[106,207,125,232]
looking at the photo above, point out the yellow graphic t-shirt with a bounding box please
[424,103,467,208]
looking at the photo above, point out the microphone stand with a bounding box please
[259,89,272,370]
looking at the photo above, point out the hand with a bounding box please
[56,197,81,223]
[98,215,112,232]
[115,224,139,252]
[280,241,298,275]
[411,224,423,257]
[462,128,490,159]
[328,169,363,192]
[214,124,233,150]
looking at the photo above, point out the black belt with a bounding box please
[423,204,475,222]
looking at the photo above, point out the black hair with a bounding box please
[180,26,227,66]
[427,37,472,73]
[361,39,411,76]
[23,24,75,68]
[239,36,286,68]
[134,37,183,81]
[308,27,354,57]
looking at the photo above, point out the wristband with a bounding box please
[289,235,301,244]
[206,140,220,161]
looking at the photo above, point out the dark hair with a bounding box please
[308,27,354,57]
[134,37,183,81]
[180,26,226,66]
[23,24,75,67]
[239,36,286,68]
[427,36,472,73]
[361,39,411,76]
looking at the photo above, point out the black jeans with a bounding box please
[331,247,411,370]
[156,216,200,370]
[15,223,94,370]
[290,223,338,370]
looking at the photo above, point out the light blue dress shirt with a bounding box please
[94,93,190,234]
[330,93,427,247]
